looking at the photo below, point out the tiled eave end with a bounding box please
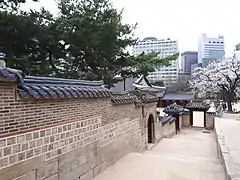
[17,76,112,100]
[142,97,159,104]
[163,104,184,116]
[185,102,210,111]
[0,67,23,83]
[161,115,175,125]
[18,86,111,99]
[111,95,139,105]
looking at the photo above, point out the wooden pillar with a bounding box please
[204,111,207,128]
[176,115,180,133]
[190,110,193,126]
[152,122,155,143]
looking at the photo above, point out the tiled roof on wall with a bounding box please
[163,103,184,115]
[161,115,175,125]
[161,93,194,101]
[0,67,111,99]
[0,67,23,82]
[18,76,111,99]
[185,100,210,110]
[111,92,141,106]
[111,95,137,105]
[142,93,159,103]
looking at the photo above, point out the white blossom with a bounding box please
[190,56,240,102]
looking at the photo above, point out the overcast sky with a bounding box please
[21,0,240,57]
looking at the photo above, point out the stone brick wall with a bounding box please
[144,103,164,143]
[162,121,176,138]
[206,114,215,130]
[182,114,190,127]
[0,82,146,180]
[0,79,180,180]
[154,122,163,142]
[179,116,183,129]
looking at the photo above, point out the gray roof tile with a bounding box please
[111,93,139,105]
[161,93,194,100]
[142,93,158,103]
[0,67,23,82]
[163,104,184,115]
[0,68,111,99]
[18,76,111,99]
[161,115,175,125]
[185,100,210,110]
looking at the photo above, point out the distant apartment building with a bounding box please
[132,37,179,86]
[198,34,225,66]
[180,51,198,74]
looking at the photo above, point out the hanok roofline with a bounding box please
[163,103,184,116]
[0,67,159,104]
[185,100,211,111]
[133,75,166,94]
[161,93,194,101]
[0,67,111,99]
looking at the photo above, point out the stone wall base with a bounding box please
[163,122,176,138]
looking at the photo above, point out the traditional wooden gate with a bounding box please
[185,100,210,128]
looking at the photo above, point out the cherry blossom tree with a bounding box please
[190,56,240,112]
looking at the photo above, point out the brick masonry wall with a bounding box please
[162,122,176,138]
[179,116,182,129]
[154,122,163,142]
[182,114,190,127]
[0,116,144,180]
[0,83,142,136]
[0,83,147,180]
[206,114,215,130]
[143,103,164,143]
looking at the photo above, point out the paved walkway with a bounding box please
[93,128,224,180]
[216,116,240,178]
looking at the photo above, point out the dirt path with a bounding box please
[93,128,224,180]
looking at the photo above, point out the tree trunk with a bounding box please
[227,101,233,112]
[123,77,126,91]
[48,51,60,77]
[103,76,111,89]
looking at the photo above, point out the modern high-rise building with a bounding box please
[198,34,225,65]
[236,43,240,51]
[235,43,240,60]
[180,51,198,74]
[132,37,179,86]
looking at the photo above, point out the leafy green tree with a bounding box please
[56,0,137,87]
[0,0,58,76]
[0,8,66,76]
[117,51,179,90]
[1,0,178,90]
[0,0,38,11]
[131,51,179,76]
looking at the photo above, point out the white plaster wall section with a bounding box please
[193,111,204,127]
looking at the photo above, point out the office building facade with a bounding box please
[133,37,179,86]
[180,51,198,73]
[198,34,225,65]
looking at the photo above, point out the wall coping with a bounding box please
[215,119,240,180]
